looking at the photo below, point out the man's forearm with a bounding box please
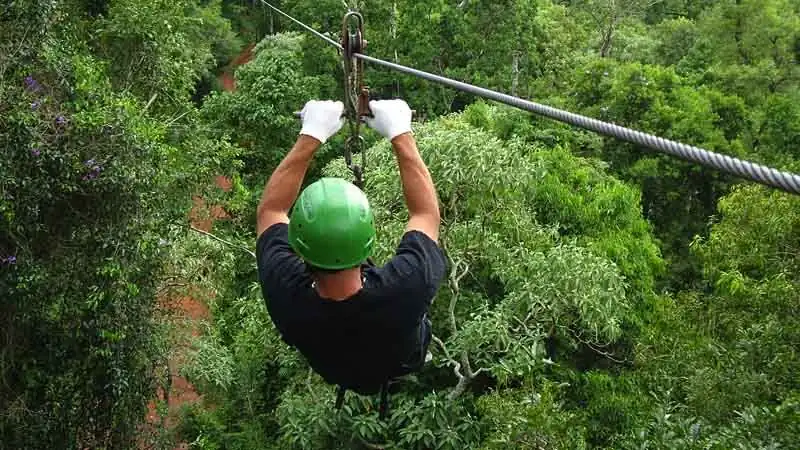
[392,133,440,221]
[257,136,320,233]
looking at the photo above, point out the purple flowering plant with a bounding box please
[24,75,41,92]
[82,158,105,181]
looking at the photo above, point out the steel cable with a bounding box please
[258,1,800,195]
[259,0,343,50]
[357,55,800,194]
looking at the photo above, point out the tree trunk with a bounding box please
[511,52,521,96]
[600,25,615,57]
[393,1,400,97]
[269,8,274,35]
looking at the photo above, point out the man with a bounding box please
[255,99,446,396]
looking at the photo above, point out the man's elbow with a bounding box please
[429,208,442,227]
[256,201,289,236]
[427,200,442,225]
[408,210,441,242]
[256,200,271,224]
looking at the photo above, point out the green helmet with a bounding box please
[289,178,375,270]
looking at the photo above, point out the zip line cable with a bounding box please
[355,55,800,194]
[258,1,800,195]
[257,0,342,50]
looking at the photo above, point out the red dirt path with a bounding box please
[143,44,251,449]
[143,177,231,448]
[218,43,255,92]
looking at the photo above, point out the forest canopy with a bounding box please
[1,1,798,449]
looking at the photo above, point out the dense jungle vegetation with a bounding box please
[1,0,799,449]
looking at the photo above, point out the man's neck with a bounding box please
[315,267,363,301]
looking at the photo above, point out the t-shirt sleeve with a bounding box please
[377,230,447,313]
[256,223,309,332]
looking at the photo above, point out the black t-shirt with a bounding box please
[256,223,447,391]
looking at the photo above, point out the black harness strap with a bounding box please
[379,381,391,420]
[333,381,392,419]
[335,385,347,411]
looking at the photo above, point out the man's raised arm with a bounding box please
[256,100,344,237]
[367,100,441,242]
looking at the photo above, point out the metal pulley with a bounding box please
[341,11,371,189]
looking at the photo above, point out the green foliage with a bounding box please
[95,0,232,113]
[179,108,662,448]
[755,92,800,163]
[477,382,588,449]
[5,0,800,448]
[608,21,660,64]
[572,0,656,57]
[463,103,662,298]
[622,394,800,450]
[690,187,799,410]
[697,186,799,281]
[451,0,540,94]
[569,57,755,287]
[574,372,649,447]
[0,1,237,447]
[200,33,326,183]
[652,17,700,67]
[644,0,717,23]
[626,186,799,447]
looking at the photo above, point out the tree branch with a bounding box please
[432,334,464,380]
[144,93,158,111]
[448,260,470,333]
[449,372,471,401]
[569,327,629,364]
[460,351,475,378]
[189,226,256,259]
[360,440,390,450]
[433,332,470,401]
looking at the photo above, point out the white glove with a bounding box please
[365,99,413,141]
[299,100,345,144]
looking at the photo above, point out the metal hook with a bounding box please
[343,135,365,188]
[341,10,368,189]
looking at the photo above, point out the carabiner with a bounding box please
[341,10,369,189]
[344,135,366,188]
